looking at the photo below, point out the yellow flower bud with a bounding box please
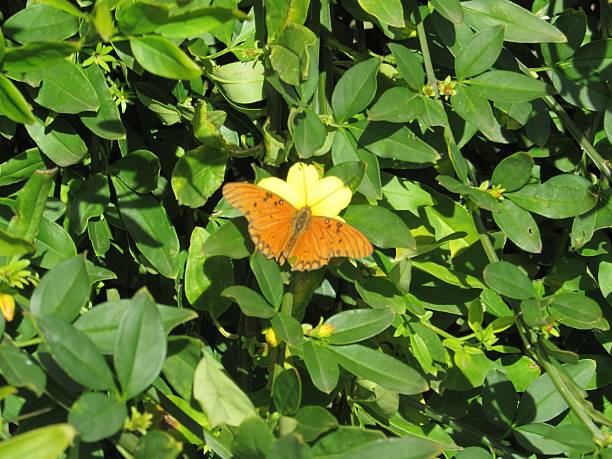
[317,323,335,338]
[0,294,15,322]
[265,327,279,347]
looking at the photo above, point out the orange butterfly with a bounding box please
[222,163,372,271]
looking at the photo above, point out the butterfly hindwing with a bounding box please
[222,183,296,260]
[287,216,373,271]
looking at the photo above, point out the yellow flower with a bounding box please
[265,327,279,347]
[257,163,352,220]
[0,294,15,322]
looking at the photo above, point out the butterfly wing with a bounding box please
[287,216,373,271]
[222,183,296,260]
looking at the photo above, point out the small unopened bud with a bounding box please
[0,294,15,322]
[265,327,279,347]
[317,324,335,338]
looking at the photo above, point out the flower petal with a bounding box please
[257,177,300,208]
[309,176,352,218]
[286,163,320,209]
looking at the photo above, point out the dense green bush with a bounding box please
[0,0,611,457]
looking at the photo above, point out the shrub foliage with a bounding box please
[0,0,611,457]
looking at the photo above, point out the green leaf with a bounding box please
[491,152,534,191]
[0,75,35,124]
[350,121,440,164]
[265,0,310,40]
[32,0,85,17]
[431,0,463,25]
[493,200,542,254]
[156,7,245,39]
[326,308,395,345]
[232,417,275,459]
[549,70,608,112]
[320,436,444,459]
[35,60,99,114]
[368,87,423,123]
[130,36,202,80]
[134,431,183,459]
[382,175,434,213]
[273,368,301,415]
[455,26,504,80]
[3,4,79,43]
[266,434,312,459]
[506,174,597,219]
[303,341,339,394]
[0,148,44,187]
[162,337,202,401]
[468,71,554,103]
[549,292,606,330]
[112,176,180,279]
[329,344,428,394]
[0,343,47,396]
[540,9,586,66]
[291,108,327,158]
[482,369,518,429]
[87,219,111,257]
[68,392,127,442]
[344,204,415,249]
[483,261,535,300]
[171,146,228,208]
[461,0,566,43]
[411,259,485,289]
[515,359,595,424]
[561,39,612,81]
[203,220,252,259]
[30,255,89,322]
[0,424,75,459]
[250,251,283,308]
[269,23,317,86]
[271,313,304,347]
[212,60,266,104]
[332,128,382,200]
[326,161,366,193]
[80,64,125,140]
[294,406,338,442]
[185,227,233,317]
[114,289,166,400]
[451,84,503,142]
[74,300,197,354]
[7,168,55,242]
[355,277,406,313]
[35,217,77,269]
[38,315,116,391]
[222,285,276,318]
[332,58,380,122]
[357,0,404,28]
[111,149,160,194]
[25,116,87,167]
[0,229,35,257]
[67,174,110,235]
[311,427,384,457]
[193,349,257,427]
[388,44,424,91]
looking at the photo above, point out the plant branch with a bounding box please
[543,95,612,183]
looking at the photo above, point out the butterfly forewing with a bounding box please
[222,183,296,260]
[287,216,373,271]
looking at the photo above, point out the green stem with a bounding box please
[13,337,42,348]
[414,7,438,94]
[534,342,607,444]
[543,95,612,183]
[400,399,513,455]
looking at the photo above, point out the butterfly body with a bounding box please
[223,182,372,271]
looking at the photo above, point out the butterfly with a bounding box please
[222,182,373,271]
